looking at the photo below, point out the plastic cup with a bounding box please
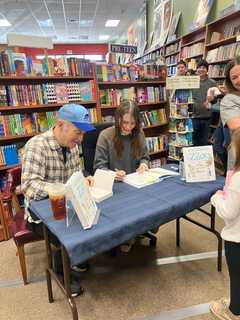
[47,183,66,220]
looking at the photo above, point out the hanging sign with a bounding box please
[109,44,137,54]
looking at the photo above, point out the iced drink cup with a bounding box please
[47,183,66,220]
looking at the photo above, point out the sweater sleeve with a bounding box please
[94,130,110,171]
[211,173,240,220]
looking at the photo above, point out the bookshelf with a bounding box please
[168,90,194,161]
[0,57,100,173]
[96,63,169,167]
[164,38,181,76]
[205,10,240,82]
[180,26,206,72]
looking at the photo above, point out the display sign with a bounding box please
[166,76,200,90]
[183,146,216,183]
[109,44,137,54]
[7,33,53,49]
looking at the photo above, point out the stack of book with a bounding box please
[207,43,240,62]
[0,50,93,77]
[208,64,227,77]
[1,81,96,106]
[140,109,167,128]
[181,42,204,59]
[168,89,194,161]
[145,134,168,154]
[96,63,167,82]
[0,111,57,136]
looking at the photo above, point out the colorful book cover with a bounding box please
[32,59,44,76]
[55,83,69,104]
[79,81,93,101]
[11,52,27,76]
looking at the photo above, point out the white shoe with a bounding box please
[210,298,240,320]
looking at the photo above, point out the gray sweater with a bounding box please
[94,126,149,174]
[192,76,216,118]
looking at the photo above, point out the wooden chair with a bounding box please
[1,166,42,284]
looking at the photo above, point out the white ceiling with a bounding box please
[0,0,145,44]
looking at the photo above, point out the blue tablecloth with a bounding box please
[29,176,225,266]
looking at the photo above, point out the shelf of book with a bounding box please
[0,133,36,142]
[98,80,166,86]
[100,101,167,110]
[0,101,97,112]
[181,37,206,48]
[208,58,231,65]
[143,123,168,130]
[164,50,180,58]
[0,75,94,82]
[206,35,237,49]
[149,150,167,156]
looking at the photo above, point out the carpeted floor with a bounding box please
[0,207,228,320]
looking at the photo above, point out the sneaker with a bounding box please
[70,278,84,298]
[71,263,89,273]
[58,275,84,298]
[120,239,135,253]
[210,298,240,320]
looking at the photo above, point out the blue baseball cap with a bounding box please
[58,104,95,132]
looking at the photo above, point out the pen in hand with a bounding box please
[114,168,126,181]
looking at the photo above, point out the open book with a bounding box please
[65,171,99,229]
[124,167,179,189]
[90,169,116,202]
[148,167,179,177]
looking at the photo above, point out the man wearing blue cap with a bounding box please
[21,104,95,297]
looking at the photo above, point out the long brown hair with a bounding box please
[113,100,143,159]
[225,56,240,94]
[232,128,240,173]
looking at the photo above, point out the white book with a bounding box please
[90,169,116,202]
[65,171,99,229]
[123,171,160,189]
[149,167,179,177]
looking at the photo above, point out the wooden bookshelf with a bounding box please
[98,80,166,86]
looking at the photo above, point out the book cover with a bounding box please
[55,83,69,104]
[11,52,27,76]
[90,169,116,203]
[32,59,44,76]
[79,81,93,101]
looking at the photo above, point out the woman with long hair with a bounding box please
[220,56,240,170]
[94,100,149,181]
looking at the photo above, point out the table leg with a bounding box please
[181,205,223,272]
[43,225,53,303]
[176,218,180,247]
[62,246,78,320]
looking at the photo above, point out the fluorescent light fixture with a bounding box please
[99,35,109,40]
[0,19,11,27]
[79,20,93,27]
[105,19,120,27]
[38,19,53,27]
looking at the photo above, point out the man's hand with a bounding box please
[86,176,94,187]
[136,163,149,174]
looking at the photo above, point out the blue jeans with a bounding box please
[212,122,230,172]
[192,118,210,146]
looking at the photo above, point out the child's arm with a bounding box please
[211,173,240,220]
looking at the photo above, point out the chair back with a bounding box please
[82,123,113,175]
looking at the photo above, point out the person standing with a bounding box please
[210,128,240,320]
[192,59,216,146]
[220,56,240,170]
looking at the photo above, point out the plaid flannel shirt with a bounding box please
[21,129,82,206]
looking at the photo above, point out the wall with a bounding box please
[19,43,108,59]
[122,0,235,48]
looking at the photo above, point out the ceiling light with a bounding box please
[0,19,11,27]
[99,35,109,40]
[79,20,93,27]
[105,19,120,27]
[38,19,53,27]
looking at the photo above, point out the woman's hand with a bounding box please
[115,170,126,181]
[137,163,149,174]
[86,176,94,187]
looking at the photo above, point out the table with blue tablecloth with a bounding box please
[29,175,225,320]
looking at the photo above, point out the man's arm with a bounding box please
[21,144,52,202]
